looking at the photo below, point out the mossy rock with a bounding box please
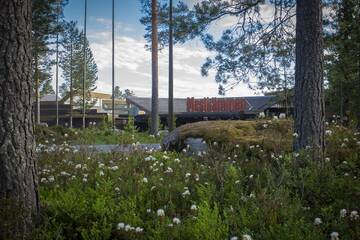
[162,120,293,152]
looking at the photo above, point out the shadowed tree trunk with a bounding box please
[151,0,159,135]
[0,0,39,238]
[294,0,325,157]
[35,51,41,124]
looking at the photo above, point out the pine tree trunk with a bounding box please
[151,0,159,134]
[0,0,39,238]
[294,0,325,157]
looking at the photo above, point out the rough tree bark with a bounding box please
[34,52,41,124]
[151,0,159,135]
[294,0,325,157]
[0,0,39,237]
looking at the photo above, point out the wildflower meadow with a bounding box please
[9,120,358,240]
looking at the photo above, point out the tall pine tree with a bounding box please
[60,22,98,110]
[33,0,68,123]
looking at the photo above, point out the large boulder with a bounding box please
[162,120,293,152]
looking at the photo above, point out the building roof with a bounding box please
[102,99,127,105]
[244,96,277,112]
[127,96,277,114]
[127,96,187,114]
[40,94,60,102]
[90,92,112,99]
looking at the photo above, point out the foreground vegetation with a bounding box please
[21,120,359,239]
[35,121,163,145]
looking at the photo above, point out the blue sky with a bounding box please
[59,0,256,98]
[64,0,144,36]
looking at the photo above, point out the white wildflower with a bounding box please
[314,217,322,225]
[230,237,238,240]
[60,171,70,176]
[110,166,119,171]
[99,170,105,176]
[48,176,55,182]
[117,223,125,230]
[330,232,339,240]
[293,132,299,138]
[182,190,191,197]
[143,177,148,183]
[340,209,347,218]
[125,224,131,232]
[195,174,200,181]
[145,155,156,161]
[135,227,143,233]
[350,210,359,220]
[190,204,197,211]
[157,209,165,217]
[325,130,333,136]
[173,217,181,224]
[242,234,252,240]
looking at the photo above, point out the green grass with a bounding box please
[35,125,163,145]
[27,120,360,239]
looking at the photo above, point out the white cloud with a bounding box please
[53,17,255,98]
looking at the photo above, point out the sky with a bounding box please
[59,0,256,98]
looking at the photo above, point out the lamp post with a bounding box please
[112,0,115,130]
[168,0,174,131]
[82,0,87,128]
